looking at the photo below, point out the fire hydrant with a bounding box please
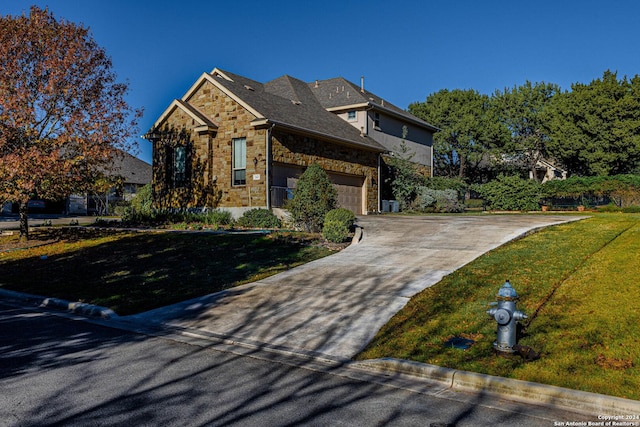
[487,280,527,353]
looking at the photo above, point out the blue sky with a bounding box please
[3,0,640,164]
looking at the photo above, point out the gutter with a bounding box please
[250,118,385,153]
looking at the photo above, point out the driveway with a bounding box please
[125,215,584,361]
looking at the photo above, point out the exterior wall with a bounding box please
[271,131,379,213]
[336,109,367,134]
[367,110,434,169]
[153,80,268,211]
[152,81,382,215]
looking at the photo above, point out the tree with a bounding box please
[0,7,140,239]
[547,70,640,176]
[287,163,337,232]
[383,132,425,210]
[409,89,505,182]
[492,81,560,181]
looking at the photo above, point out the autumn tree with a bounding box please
[0,7,140,239]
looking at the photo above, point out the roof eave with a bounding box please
[253,119,385,153]
[151,99,218,130]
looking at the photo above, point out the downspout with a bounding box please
[266,123,275,209]
[431,143,434,177]
[377,153,382,213]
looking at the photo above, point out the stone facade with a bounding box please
[271,131,379,213]
[152,80,378,214]
[153,80,269,211]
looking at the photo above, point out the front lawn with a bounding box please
[356,213,640,400]
[0,228,335,315]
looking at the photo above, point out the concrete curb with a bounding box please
[353,358,640,416]
[0,288,117,319]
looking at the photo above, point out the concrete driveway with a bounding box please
[125,215,584,361]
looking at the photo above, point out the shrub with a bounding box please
[236,208,281,229]
[322,208,355,243]
[473,175,542,211]
[324,208,355,229]
[130,183,153,215]
[322,220,349,243]
[287,163,337,232]
[202,209,234,227]
[415,187,465,213]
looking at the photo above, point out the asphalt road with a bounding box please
[0,303,594,427]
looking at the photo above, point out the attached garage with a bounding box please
[327,173,365,215]
[271,164,366,215]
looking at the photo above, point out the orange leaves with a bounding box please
[0,6,140,205]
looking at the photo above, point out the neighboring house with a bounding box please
[532,158,567,183]
[146,68,437,216]
[67,151,152,215]
[2,151,151,216]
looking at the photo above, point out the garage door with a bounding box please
[328,173,364,215]
[272,164,365,215]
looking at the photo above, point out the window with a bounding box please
[373,112,380,128]
[174,146,186,184]
[347,110,356,121]
[233,137,246,186]
[166,145,188,188]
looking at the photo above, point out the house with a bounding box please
[67,150,152,215]
[532,158,567,183]
[146,68,437,216]
[2,150,151,216]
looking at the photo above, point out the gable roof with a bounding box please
[153,99,218,134]
[152,68,437,152]
[110,150,152,185]
[208,69,385,152]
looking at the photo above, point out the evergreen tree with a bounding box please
[287,163,337,232]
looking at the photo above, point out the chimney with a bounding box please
[314,80,319,88]
[360,75,365,93]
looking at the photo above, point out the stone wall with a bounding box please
[153,79,380,213]
[271,131,379,213]
[153,80,268,210]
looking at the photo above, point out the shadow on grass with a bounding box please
[0,230,332,315]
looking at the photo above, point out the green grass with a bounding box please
[356,213,640,400]
[0,228,334,316]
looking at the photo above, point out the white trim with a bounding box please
[180,70,266,120]
[326,103,369,112]
[153,99,217,130]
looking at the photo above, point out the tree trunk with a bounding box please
[19,202,29,241]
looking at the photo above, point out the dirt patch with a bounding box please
[595,354,634,370]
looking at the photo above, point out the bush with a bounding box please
[324,208,355,229]
[415,187,465,213]
[322,208,355,243]
[130,184,153,215]
[287,163,337,232]
[202,209,234,227]
[236,208,281,229]
[322,220,349,243]
[473,175,542,211]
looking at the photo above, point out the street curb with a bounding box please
[0,288,117,319]
[353,358,640,416]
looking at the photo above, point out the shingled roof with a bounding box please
[156,68,436,152]
[206,69,385,152]
[309,76,438,131]
[111,151,152,185]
